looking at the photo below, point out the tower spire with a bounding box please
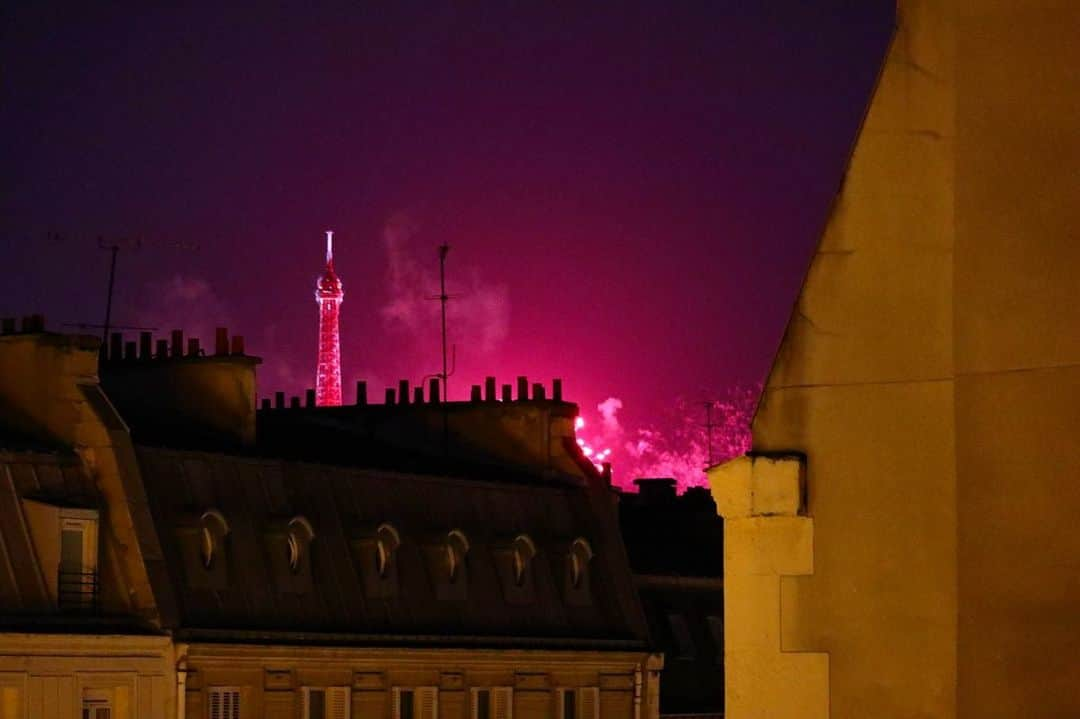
[314,230,344,406]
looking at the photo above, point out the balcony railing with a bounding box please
[58,569,99,612]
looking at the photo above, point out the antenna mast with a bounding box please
[98,236,142,343]
[702,400,718,467]
[438,245,450,401]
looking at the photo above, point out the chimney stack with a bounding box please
[553,378,563,402]
[230,335,244,355]
[305,389,316,407]
[398,379,410,405]
[110,332,123,361]
[532,383,546,401]
[215,328,229,356]
[470,385,482,402]
[170,330,183,358]
[139,332,152,360]
[484,376,496,402]
[428,378,440,404]
[501,384,512,402]
[517,376,529,401]
[187,338,200,357]
[356,380,368,406]
[385,388,396,405]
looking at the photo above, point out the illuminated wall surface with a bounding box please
[712,0,1080,717]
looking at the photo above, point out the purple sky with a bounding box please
[1,2,894,486]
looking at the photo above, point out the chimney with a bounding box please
[470,385,482,402]
[552,378,563,402]
[501,384,512,402]
[99,329,262,448]
[385,388,396,405]
[398,379,410,405]
[215,328,229,356]
[413,386,424,404]
[484,376,496,402]
[260,398,271,410]
[230,335,245,355]
[532,383,546,401]
[356,380,368,406]
[517,376,529,401]
[305,389,316,407]
[428,378,440,404]
[110,332,123,361]
[634,478,678,503]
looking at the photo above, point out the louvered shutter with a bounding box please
[327,687,351,719]
[208,689,241,719]
[492,687,512,719]
[392,689,402,719]
[555,689,567,719]
[577,688,598,719]
[417,687,438,719]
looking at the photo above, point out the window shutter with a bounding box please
[577,688,598,719]
[327,687,351,719]
[417,687,438,719]
[492,687,512,719]
[208,689,241,719]
[470,689,480,719]
[555,689,566,719]
[392,689,402,719]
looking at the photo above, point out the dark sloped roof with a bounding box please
[136,446,649,649]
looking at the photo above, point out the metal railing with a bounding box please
[58,569,99,612]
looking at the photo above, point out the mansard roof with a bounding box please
[136,445,649,650]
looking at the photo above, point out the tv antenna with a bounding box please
[701,400,719,467]
[425,244,460,401]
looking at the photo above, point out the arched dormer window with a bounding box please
[446,529,470,583]
[512,534,537,586]
[569,537,594,589]
[286,516,316,574]
[199,509,230,570]
[376,523,401,578]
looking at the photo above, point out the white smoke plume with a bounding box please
[380,212,510,357]
[134,275,233,347]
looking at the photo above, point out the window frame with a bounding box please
[207,686,242,719]
[470,686,512,719]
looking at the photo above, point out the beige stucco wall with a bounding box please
[714,0,1080,717]
[182,644,662,719]
[0,634,174,719]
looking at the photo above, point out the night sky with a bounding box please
[1,2,894,487]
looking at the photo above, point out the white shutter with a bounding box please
[327,687,351,719]
[417,687,438,719]
[470,689,481,719]
[392,688,402,719]
[577,687,598,719]
[492,687,512,719]
[555,689,567,719]
[208,688,241,719]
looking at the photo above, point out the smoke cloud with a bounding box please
[380,211,510,359]
[579,384,760,493]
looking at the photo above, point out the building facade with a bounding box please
[0,318,663,719]
[709,0,1080,717]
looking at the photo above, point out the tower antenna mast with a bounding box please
[98,236,142,343]
[426,245,459,401]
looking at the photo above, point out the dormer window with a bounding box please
[287,516,316,574]
[512,534,536,586]
[199,510,229,570]
[376,523,401,578]
[446,529,469,583]
[569,538,593,589]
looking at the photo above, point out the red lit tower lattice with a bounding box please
[315,230,344,406]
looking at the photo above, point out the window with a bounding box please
[556,688,597,719]
[199,509,229,570]
[668,613,697,660]
[446,529,470,583]
[82,690,111,719]
[393,687,437,719]
[471,688,512,719]
[303,687,351,719]
[511,534,536,586]
[568,538,593,589]
[208,688,241,719]
[376,523,401,578]
[58,512,99,610]
[286,516,316,574]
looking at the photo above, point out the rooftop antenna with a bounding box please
[426,244,459,401]
[701,400,719,467]
[98,236,142,343]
